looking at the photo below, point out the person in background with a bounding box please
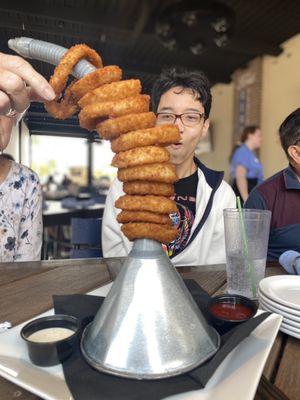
[230,125,263,203]
[0,52,56,261]
[245,108,300,261]
[102,67,236,266]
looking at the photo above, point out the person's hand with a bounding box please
[0,52,55,117]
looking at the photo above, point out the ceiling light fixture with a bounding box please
[189,41,205,55]
[214,33,229,47]
[155,0,235,56]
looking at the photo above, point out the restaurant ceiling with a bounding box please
[0,0,299,136]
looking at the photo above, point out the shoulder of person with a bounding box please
[13,162,41,184]
[218,179,236,201]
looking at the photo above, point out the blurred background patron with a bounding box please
[230,126,263,203]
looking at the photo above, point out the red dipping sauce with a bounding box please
[210,302,253,321]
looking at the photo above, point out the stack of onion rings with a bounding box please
[45,43,180,244]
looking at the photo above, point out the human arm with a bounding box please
[16,172,43,261]
[235,164,249,202]
[205,181,236,265]
[101,178,132,257]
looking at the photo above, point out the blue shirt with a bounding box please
[245,165,300,261]
[230,144,263,183]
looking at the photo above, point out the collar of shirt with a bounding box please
[284,164,300,189]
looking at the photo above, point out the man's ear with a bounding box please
[201,118,210,138]
[287,145,300,164]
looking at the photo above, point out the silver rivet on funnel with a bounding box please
[81,239,220,379]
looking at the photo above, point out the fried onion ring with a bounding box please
[79,95,150,130]
[45,44,103,119]
[78,79,141,108]
[118,163,177,183]
[117,210,172,225]
[112,146,170,168]
[115,194,178,214]
[121,222,178,244]
[44,81,78,119]
[111,125,180,153]
[97,112,156,140]
[123,181,175,196]
[71,65,122,100]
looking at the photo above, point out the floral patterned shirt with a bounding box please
[0,161,43,262]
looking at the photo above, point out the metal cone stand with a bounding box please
[81,239,220,379]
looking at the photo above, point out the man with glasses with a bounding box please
[245,108,300,260]
[103,67,236,265]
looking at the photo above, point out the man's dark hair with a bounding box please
[279,108,300,157]
[240,125,259,143]
[151,67,212,118]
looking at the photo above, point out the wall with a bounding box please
[260,34,300,178]
[199,82,234,182]
[201,33,300,181]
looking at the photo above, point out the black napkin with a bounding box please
[53,280,270,400]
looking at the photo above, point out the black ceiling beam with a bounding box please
[227,37,282,57]
[0,3,282,59]
[0,2,126,28]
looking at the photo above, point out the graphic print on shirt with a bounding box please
[162,171,198,258]
[164,198,196,258]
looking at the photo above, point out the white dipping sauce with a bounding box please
[27,327,74,342]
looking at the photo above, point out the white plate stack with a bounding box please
[258,275,300,339]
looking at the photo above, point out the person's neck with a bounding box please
[0,156,12,184]
[176,158,197,179]
[244,140,256,151]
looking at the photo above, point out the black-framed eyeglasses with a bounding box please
[156,112,205,127]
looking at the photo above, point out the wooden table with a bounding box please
[0,259,298,400]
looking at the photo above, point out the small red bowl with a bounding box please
[207,294,258,334]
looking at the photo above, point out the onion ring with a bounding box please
[115,194,178,214]
[78,79,141,108]
[117,210,172,225]
[97,112,156,140]
[71,65,122,100]
[79,94,150,130]
[118,162,178,183]
[123,181,175,197]
[112,146,170,168]
[111,125,180,153]
[111,125,181,153]
[121,222,178,244]
[45,44,102,119]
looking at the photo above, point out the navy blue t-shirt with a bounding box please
[164,171,198,258]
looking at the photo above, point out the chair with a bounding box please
[70,217,103,258]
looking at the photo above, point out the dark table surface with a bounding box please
[0,259,298,399]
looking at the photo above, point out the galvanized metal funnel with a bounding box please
[81,239,220,379]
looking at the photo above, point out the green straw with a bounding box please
[236,196,256,298]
